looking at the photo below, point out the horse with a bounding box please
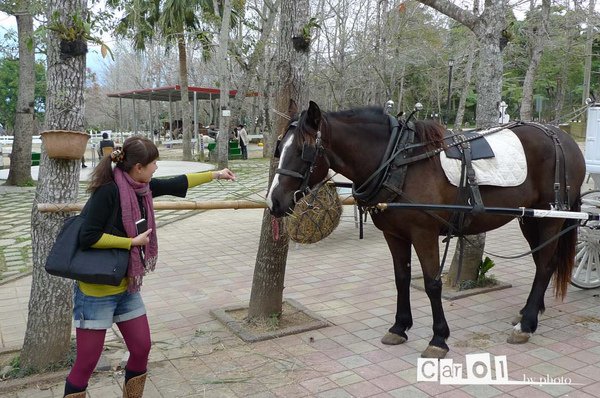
[266,101,586,359]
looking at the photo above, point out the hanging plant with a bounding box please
[292,17,320,53]
[46,11,113,60]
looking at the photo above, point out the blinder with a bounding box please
[274,121,325,204]
[274,121,298,158]
[301,143,317,162]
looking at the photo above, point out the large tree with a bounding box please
[417,0,507,128]
[230,0,280,130]
[3,0,35,186]
[519,0,551,120]
[21,0,88,370]
[417,0,508,286]
[248,0,310,319]
[109,0,213,161]
[215,0,233,169]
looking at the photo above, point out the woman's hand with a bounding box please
[213,168,236,181]
[131,229,152,246]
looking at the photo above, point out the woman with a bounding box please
[64,136,235,398]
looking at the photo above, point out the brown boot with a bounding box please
[64,379,86,397]
[64,392,86,397]
[123,372,146,398]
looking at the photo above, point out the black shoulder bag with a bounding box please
[45,200,129,286]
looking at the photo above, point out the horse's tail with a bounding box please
[553,195,581,300]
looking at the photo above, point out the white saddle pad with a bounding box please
[440,128,527,187]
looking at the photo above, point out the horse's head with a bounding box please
[266,101,330,217]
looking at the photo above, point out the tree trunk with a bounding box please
[520,0,550,121]
[582,0,595,108]
[178,34,193,161]
[230,0,280,126]
[217,0,232,169]
[472,33,503,128]
[417,0,506,285]
[445,233,486,288]
[21,0,87,371]
[248,0,309,320]
[6,3,34,186]
[454,44,476,130]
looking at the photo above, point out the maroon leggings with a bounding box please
[66,315,151,389]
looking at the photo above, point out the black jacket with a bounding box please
[79,175,188,248]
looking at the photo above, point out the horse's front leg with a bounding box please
[381,233,413,346]
[413,233,450,359]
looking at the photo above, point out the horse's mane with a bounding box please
[298,106,446,153]
[327,107,446,151]
[328,106,389,125]
[412,120,446,151]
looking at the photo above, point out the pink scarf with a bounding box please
[114,167,158,292]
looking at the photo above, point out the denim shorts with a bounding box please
[73,283,146,330]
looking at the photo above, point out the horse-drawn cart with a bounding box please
[574,103,600,289]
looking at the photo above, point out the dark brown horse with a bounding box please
[266,101,585,358]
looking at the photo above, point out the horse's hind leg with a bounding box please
[509,219,563,344]
[381,233,413,346]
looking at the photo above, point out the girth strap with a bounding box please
[459,136,485,213]
[523,122,571,210]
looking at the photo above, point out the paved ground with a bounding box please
[1,144,600,397]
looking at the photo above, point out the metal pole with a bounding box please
[194,91,198,155]
[445,59,454,126]
[377,202,599,221]
[133,99,137,135]
[119,97,124,144]
[149,96,153,142]
[168,93,173,141]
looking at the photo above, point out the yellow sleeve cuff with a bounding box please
[91,233,132,250]
[186,171,213,188]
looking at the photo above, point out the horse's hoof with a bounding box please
[511,314,522,326]
[421,345,448,359]
[507,329,531,344]
[381,332,407,345]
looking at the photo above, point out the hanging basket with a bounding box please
[41,130,90,160]
[286,183,343,244]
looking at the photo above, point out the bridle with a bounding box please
[274,121,326,203]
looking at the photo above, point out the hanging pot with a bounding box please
[59,39,88,60]
[41,130,90,160]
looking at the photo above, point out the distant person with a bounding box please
[81,157,88,169]
[229,126,238,141]
[97,132,115,158]
[237,124,249,160]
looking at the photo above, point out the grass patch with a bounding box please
[458,256,498,291]
[2,342,76,379]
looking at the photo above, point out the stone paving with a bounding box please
[1,145,600,397]
[0,156,269,283]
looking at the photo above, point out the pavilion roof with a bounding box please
[106,85,258,101]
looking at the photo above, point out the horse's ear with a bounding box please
[288,99,298,119]
[306,101,322,129]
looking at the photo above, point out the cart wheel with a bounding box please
[572,190,600,289]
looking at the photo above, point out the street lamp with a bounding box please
[446,58,454,126]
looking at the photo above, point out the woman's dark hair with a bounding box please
[88,135,159,192]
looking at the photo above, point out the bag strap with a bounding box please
[81,184,122,234]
